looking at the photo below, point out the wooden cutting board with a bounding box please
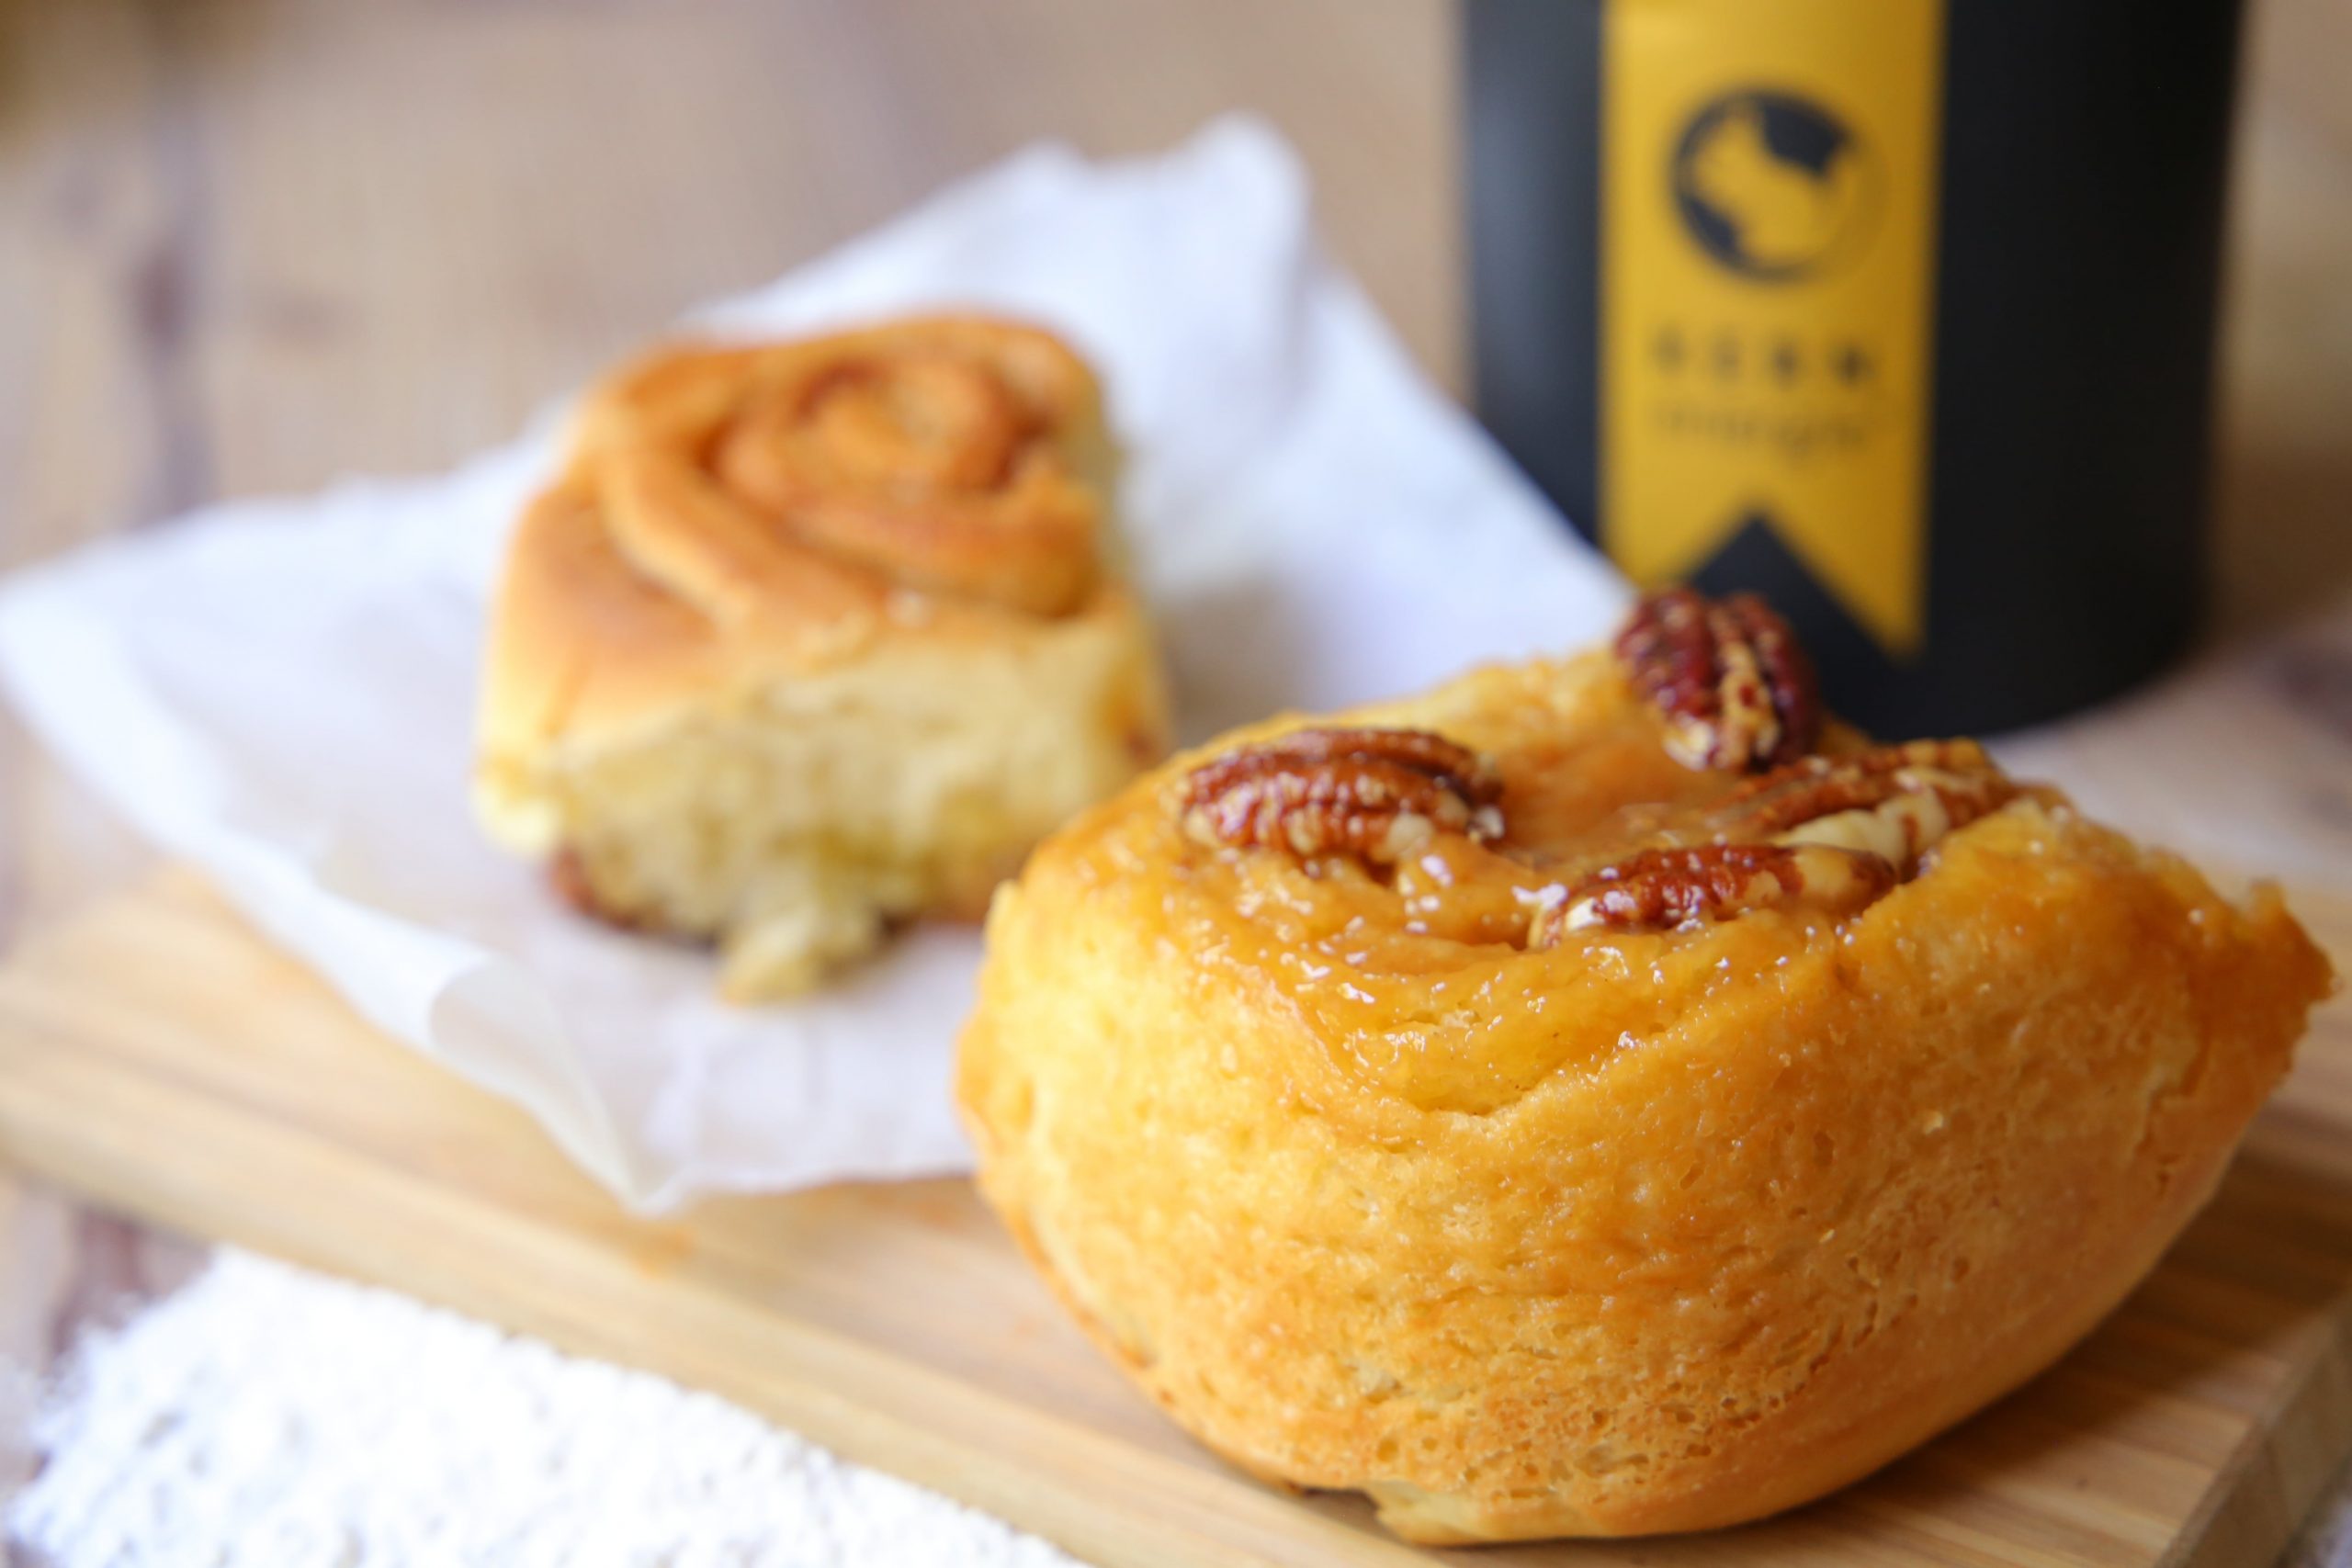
[0,870,2346,1568]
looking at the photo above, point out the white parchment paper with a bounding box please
[0,119,1626,1211]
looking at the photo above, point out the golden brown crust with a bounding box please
[478,314,1122,773]
[474,316,1168,996]
[956,628,2333,1542]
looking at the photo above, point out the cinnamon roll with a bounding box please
[476,316,1169,999]
[956,589,2332,1541]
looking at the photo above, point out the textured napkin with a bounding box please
[0,118,1624,1211]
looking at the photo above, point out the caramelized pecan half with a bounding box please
[1536,842,1898,942]
[1539,739,2021,939]
[1724,739,2018,853]
[1616,588,1820,772]
[1179,727,1504,863]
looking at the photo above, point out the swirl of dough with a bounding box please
[571,316,1108,631]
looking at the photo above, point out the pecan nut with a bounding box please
[1179,728,1505,863]
[1724,739,2018,857]
[1537,842,1897,942]
[1539,740,2021,939]
[1616,588,1821,772]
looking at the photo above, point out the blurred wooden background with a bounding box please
[2,0,2350,1547]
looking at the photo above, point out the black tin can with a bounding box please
[1466,0,2244,734]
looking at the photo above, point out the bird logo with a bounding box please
[1672,90,1874,281]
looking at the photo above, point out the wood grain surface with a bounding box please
[5,0,2352,1559]
[0,870,2348,1568]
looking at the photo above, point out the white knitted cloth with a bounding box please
[4,1251,1082,1567]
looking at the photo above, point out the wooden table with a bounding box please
[4,0,2350,1555]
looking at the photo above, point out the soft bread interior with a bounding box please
[480,607,1159,999]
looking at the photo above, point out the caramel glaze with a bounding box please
[1047,654,1996,1115]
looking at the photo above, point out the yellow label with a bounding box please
[1600,0,1945,655]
